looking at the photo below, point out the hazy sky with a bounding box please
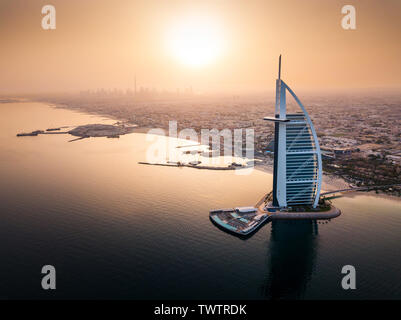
[1,0,400,94]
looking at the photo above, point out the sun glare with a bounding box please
[167,15,224,67]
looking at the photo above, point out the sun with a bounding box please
[167,15,224,67]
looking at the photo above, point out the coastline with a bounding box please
[25,99,401,198]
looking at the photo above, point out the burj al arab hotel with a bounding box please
[209,57,336,236]
[264,56,322,209]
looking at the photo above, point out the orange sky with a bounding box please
[1,0,400,94]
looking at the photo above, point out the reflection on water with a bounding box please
[1,101,401,299]
[263,221,318,299]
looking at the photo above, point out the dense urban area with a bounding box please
[31,88,401,196]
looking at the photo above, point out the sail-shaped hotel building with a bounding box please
[209,57,337,237]
[264,56,322,209]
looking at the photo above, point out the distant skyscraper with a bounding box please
[264,56,322,208]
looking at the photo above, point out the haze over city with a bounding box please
[1,0,401,94]
[1,0,401,303]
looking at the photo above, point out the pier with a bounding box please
[138,161,249,171]
[321,184,401,197]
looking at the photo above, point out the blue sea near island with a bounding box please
[0,101,400,300]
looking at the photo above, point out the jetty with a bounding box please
[138,161,248,171]
[321,184,401,197]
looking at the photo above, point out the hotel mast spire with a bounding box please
[278,54,281,80]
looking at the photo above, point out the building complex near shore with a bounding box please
[264,56,322,209]
[209,57,339,237]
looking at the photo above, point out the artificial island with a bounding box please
[17,123,137,142]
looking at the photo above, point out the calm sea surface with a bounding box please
[0,102,400,299]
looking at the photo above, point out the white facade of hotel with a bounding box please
[265,56,322,208]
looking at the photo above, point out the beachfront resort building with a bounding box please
[264,56,322,208]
